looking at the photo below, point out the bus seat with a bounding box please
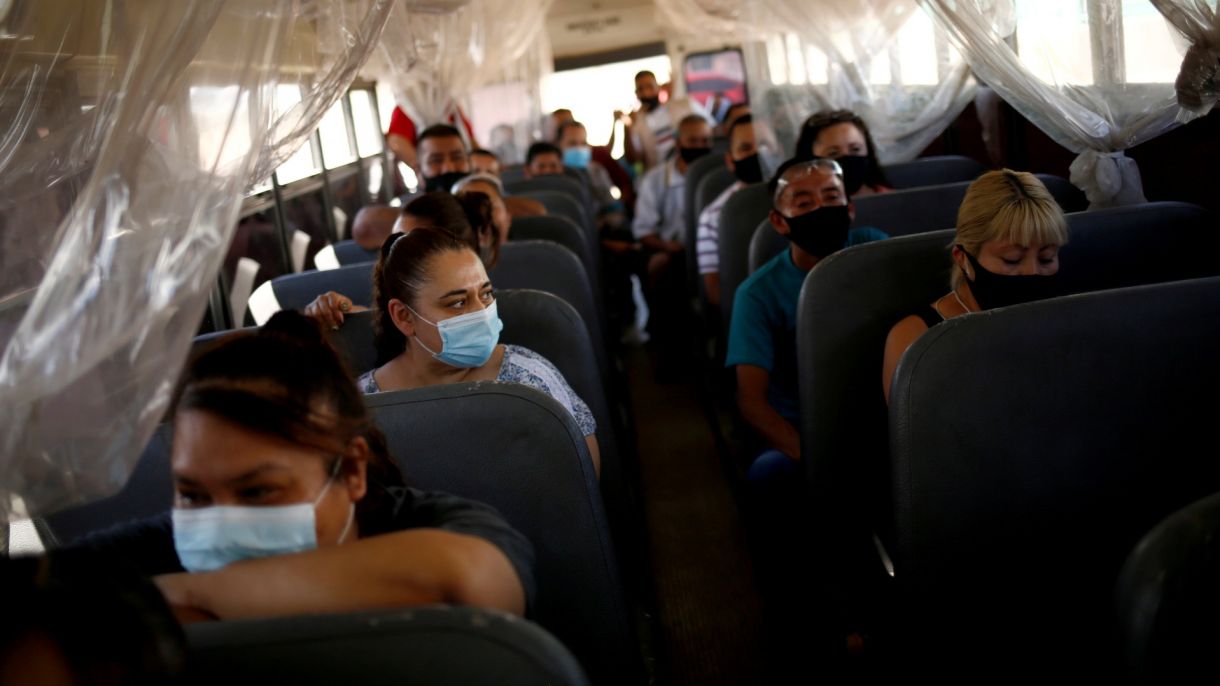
[501,164,527,185]
[716,182,772,338]
[187,606,590,686]
[796,202,1218,649]
[228,257,260,327]
[746,174,1087,273]
[684,154,730,250]
[1116,489,1220,683]
[248,263,374,325]
[881,154,987,189]
[290,229,312,273]
[888,275,1220,676]
[329,239,379,267]
[514,188,592,235]
[510,214,599,293]
[36,426,174,548]
[507,175,592,218]
[367,383,640,685]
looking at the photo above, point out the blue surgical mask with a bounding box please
[562,145,592,169]
[172,460,353,573]
[408,299,503,368]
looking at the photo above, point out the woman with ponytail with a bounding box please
[73,311,535,620]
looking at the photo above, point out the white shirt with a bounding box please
[695,181,745,275]
[631,159,686,243]
[632,98,709,171]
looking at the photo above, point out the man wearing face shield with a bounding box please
[630,114,714,375]
[727,158,888,487]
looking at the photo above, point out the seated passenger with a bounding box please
[417,124,471,193]
[525,142,564,178]
[695,114,774,306]
[728,158,887,484]
[305,192,493,329]
[360,228,602,475]
[453,173,514,251]
[556,120,624,228]
[469,148,502,176]
[351,205,401,251]
[794,110,891,197]
[882,170,1068,401]
[73,312,535,619]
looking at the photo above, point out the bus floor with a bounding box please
[624,343,767,685]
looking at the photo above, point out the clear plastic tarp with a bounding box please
[921,0,1193,207]
[1150,0,1220,120]
[0,0,393,522]
[368,0,554,151]
[654,0,980,164]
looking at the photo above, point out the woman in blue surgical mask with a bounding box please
[71,311,535,622]
[794,109,892,197]
[882,170,1069,402]
[360,228,602,476]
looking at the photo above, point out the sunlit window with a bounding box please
[540,54,673,156]
[1015,0,1094,85]
[274,85,320,184]
[375,82,396,133]
[1121,0,1189,84]
[318,99,356,168]
[349,90,383,157]
[188,85,254,175]
[892,8,941,86]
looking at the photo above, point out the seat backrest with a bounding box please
[251,262,374,324]
[36,426,174,547]
[684,153,729,245]
[501,164,527,185]
[880,154,986,189]
[716,182,772,335]
[746,174,1087,272]
[517,189,591,236]
[509,214,598,292]
[1116,490,1220,683]
[888,276,1220,675]
[332,239,379,266]
[507,175,590,214]
[187,607,591,686]
[367,383,638,684]
[491,242,608,387]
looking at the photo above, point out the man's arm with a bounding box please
[736,365,801,459]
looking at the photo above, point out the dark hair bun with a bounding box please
[262,310,326,345]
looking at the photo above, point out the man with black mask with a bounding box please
[629,114,713,378]
[619,70,709,172]
[727,158,887,488]
[416,124,471,194]
[694,115,781,306]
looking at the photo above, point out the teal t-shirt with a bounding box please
[726,227,888,422]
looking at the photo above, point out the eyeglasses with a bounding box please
[773,158,844,202]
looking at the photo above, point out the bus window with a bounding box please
[318,99,357,168]
[349,90,384,157]
[683,48,747,117]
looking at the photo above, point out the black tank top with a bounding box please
[916,305,945,329]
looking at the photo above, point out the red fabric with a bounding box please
[387,106,417,145]
[592,146,635,208]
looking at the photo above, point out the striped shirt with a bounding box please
[695,181,745,275]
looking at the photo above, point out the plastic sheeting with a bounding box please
[921,0,1188,208]
[1151,0,1220,120]
[0,0,393,522]
[654,0,979,164]
[368,0,554,143]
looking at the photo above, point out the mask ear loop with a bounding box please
[318,456,357,544]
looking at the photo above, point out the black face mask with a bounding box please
[640,95,661,110]
[813,154,870,196]
[783,205,852,259]
[679,146,711,164]
[959,246,1063,310]
[424,171,468,194]
[732,153,763,184]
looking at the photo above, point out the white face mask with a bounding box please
[172,459,355,572]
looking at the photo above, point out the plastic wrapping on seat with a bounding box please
[0,0,394,521]
[655,0,979,164]
[1150,0,1220,121]
[921,0,1189,207]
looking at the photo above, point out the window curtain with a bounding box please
[654,0,980,164]
[1150,0,1220,121]
[0,0,393,521]
[920,0,1190,208]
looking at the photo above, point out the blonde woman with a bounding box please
[882,170,1070,402]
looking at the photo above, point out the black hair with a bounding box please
[634,70,656,82]
[455,190,501,269]
[372,229,473,366]
[793,109,890,189]
[178,311,406,536]
[417,123,464,147]
[469,148,498,160]
[727,114,753,145]
[527,141,562,165]
[555,120,586,144]
[403,192,471,235]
